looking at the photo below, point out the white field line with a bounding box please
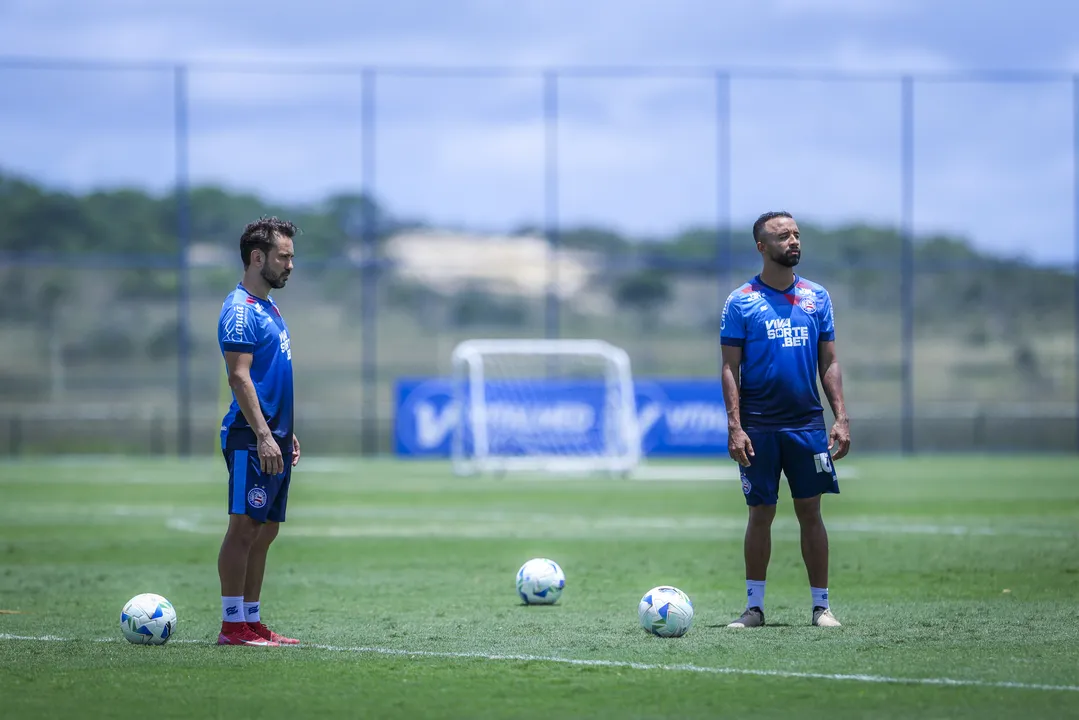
[0,633,1075,694]
[158,512,1078,540]
[0,500,1072,539]
[0,460,860,483]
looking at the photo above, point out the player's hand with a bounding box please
[291,434,301,467]
[258,434,285,476]
[728,427,754,467]
[829,417,851,461]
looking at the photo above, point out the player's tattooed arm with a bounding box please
[721,345,754,467]
[818,340,850,460]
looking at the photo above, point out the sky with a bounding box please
[1,0,1078,263]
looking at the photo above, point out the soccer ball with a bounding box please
[516,558,566,605]
[638,585,694,637]
[120,593,177,645]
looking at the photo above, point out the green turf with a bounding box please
[2,455,1078,719]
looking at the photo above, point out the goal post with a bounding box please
[450,339,641,476]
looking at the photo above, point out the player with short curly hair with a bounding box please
[721,211,851,629]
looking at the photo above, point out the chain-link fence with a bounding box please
[0,61,1076,455]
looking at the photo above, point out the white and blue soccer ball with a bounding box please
[638,585,694,637]
[120,593,177,645]
[516,558,566,605]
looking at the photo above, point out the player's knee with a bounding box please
[793,496,822,524]
[747,504,777,527]
[257,521,280,546]
[225,514,262,546]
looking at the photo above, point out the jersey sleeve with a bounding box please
[720,293,746,347]
[818,290,835,342]
[219,302,258,353]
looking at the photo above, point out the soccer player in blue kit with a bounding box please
[720,211,851,629]
[216,217,302,647]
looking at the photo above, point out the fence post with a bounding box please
[174,65,192,457]
[715,71,732,374]
[544,70,560,341]
[900,76,915,455]
[360,67,379,455]
[1073,75,1079,453]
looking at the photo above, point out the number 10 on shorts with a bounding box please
[814,452,833,476]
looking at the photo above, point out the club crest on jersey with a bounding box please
[800,298,816,313]
[248,487,268,508]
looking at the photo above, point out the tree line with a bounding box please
[0,168,1073,332]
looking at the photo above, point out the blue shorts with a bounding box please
[223,447,293,523]
[739,428,839,506]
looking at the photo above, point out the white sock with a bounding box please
[812,587,829,609]
[222,596,244,623]
[746,580,766,610]
[244,601,261,623]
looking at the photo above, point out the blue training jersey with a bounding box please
[720,275,835,431]
[218,283,294,450]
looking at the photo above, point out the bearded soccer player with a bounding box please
[216,217,302,647]
[720,211,851,629]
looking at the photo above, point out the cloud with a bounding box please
[768,0,912,17]
[1063,47,1079,71]
[0,0,584,66]
[0,0,1074,262]
[823,41,959,73]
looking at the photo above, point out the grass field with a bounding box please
[1,454,1078,719]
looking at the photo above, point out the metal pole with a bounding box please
[360,68,379,455]
[1073,75,1079,453]
[716,71,732,374]
[174,65,192,457]
[544,71,560,341]
[900,76,915,455]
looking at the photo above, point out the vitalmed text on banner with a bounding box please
[394,378,729,458]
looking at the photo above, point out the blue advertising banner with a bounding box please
[393,377,729,458]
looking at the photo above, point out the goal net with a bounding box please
[450,339,641,476]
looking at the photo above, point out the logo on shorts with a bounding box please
[247,487,268,508]
[814,452,834,477]
[741,471,751,495]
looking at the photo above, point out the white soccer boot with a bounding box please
[812,606,841,627]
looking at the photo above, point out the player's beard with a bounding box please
[262,266,290,289]
[769,247,801,268]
